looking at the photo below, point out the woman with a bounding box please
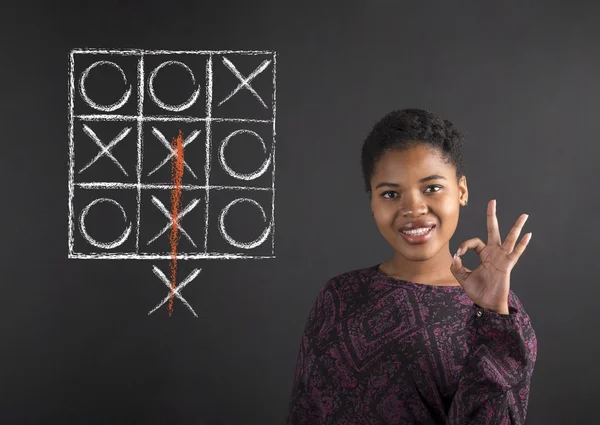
[286,109,537,424]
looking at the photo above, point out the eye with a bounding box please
[381,185,443,199]
[425,184,443,193]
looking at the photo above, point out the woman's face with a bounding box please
[370,144,468,263]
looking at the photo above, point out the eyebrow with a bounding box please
[374,174,447,190]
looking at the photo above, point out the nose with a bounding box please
[400,192,427,216]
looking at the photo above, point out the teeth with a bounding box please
[402,227,433,236]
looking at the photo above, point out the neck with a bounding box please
[384,244,456,284]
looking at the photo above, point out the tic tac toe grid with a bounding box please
[68,49,276,260]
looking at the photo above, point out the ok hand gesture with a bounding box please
[450,199,532,314]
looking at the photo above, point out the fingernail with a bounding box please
[455,248,461,257]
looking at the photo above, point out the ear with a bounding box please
[458,175,468,200]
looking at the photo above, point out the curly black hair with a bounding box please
[360,108,466,196]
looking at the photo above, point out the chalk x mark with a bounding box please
[219,57,271,108]
[147,196,199,248]
[149,265,199,317]
[147,127,200,179]
[79,125,131,175]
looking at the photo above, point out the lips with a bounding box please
[401,225,435,234]
[400,225,436,244]
[400,220,437,231]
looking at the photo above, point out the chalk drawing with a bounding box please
[149,265,200,317]
[79,198,132,249]
[148,60,201,112]
[68,49,277,316]
[147,126,200,179]
[78,124,131,175]
[147,195,200,248]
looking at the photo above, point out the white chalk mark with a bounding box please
[75,114,273,123]
[79,198,132,249]
[147,195,200,247]
[218,57,271,108]
[76,182,271,191]
[148,61,201,111]
[78,124,131,175]
[204,55,213,254]
[147,127,200,179]
[70,253,275,260]
[218,198,272,249]
[271,52,277,255]
[68,51,76,255]
[76,114,139,121]
[135,54,145,253]
[219,129,271,181]
[69,49,277,262]
[79,61,132,112]
[149,265,200,317]
[72,48,273,55]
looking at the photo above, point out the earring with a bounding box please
[464,200,468,207]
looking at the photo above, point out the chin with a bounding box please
[400,251,435,262]
[388,234,442,260]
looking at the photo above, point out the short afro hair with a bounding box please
[361,108,466,196]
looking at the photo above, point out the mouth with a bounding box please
[400,225,436,245]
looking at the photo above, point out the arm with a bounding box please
[446,291,537,424]
[286,286,327,425]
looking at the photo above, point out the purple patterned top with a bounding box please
[286,264,537,424]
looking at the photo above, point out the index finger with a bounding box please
[487,199,501,245]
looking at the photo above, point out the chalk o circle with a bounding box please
[219,129,272,181]
[79,198,132,249]
[218,198,272,249]
[79,61,132,112]
[148,61,201,111]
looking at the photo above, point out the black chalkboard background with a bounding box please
[2,1,599,424]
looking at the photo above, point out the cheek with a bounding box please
[438,205,460,229]
[372,203,395,222]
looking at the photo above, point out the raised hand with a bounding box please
[450,199,532,314]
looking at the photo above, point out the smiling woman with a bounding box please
[370,146,467,286]
[286,109,537,424]
[363,109,468,287]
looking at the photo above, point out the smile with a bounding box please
[400,225,436,244]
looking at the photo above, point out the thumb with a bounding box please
[450,252,470,284]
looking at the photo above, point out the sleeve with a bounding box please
[285,284,328,425]
[446,290,538,425]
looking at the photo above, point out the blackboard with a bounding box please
[2,1,598,424]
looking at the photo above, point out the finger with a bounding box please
[455,237,486,257]
[487,199,501,245]
[507,232,532,264]
[503,214,529,252]
[450,253,475,283]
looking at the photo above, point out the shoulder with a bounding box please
[319,264,376,295]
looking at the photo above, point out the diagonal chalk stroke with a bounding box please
[148,128,200,177]
[79,124,131,175]
[147,195,199,247]
[148,127,199,179]
[149,265,199,317]
[218,57,271,108]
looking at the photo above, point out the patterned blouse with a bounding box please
[286,264,537,424]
